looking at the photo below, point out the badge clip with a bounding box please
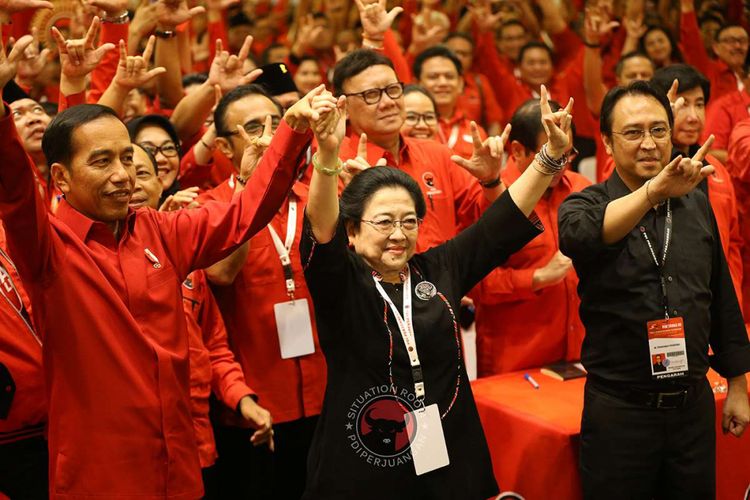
[144,248,162,269]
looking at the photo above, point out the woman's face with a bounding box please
[135,125,180,190]
[348,186,419,277]
[644,29,672,65]
[294,60,323,95]
[129,146,163,210]
[401,92,439,140]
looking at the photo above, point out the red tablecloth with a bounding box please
[472,370,750,500]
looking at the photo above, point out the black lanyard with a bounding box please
[640,199,672,319]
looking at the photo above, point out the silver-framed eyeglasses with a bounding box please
[345,82,405,105]
[611,125,671,142]
[361,217,422,234]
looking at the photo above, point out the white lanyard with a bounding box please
[268,198,298,299]
[373,266,425,399]
[446,124,460,148]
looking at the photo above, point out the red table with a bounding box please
[471,370,750,500]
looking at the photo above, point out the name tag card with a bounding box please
[273,299,315,359]
[405,403,450,476]
[647,317,688,379]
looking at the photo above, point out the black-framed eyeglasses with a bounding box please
[404,112,438,127]
[718,36,749,46]
[345,82,404,105]
[611,125,671,142]
[222,115,282,138]
[139,142,179,158]
[361,216,422,234]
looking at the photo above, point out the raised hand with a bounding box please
[158,187,200,211]
[84,0,127,17]
[207,37,262,95]
[583,3,620,45]
[451,122,512,184]
[410,13,445,53]
[0,0,52,13]
[468,0,505,33]
[51,16,115,80]
[355,0,403,40]
[206,0,240,11]
[666,79,686,115]
[623,14,647,40]
[533,250,573,290]
[340,131,387,185]
[0,33,33,90]
[155,0,205,30]
[112,37,166,91]
[292,14,324,56]
[14,30,50,88]
[238,396,274,451]
[540,85,573,158]
[649,135,715,202]
[283,84,337,133]
[236,115,275,181]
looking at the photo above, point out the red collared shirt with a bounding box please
[199,180,327,424]
[437,109,488,159]
[0,111,309,498]
[182,269,253,467]
[337,131,489,251]
[703,89,750,150]
[458,71,504,129]
[473,158,591,376]
[0,223,45,445]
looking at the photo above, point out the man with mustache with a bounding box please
[559,80,750,498]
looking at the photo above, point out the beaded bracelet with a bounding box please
[534,143,568,175]
[312,152,344,176]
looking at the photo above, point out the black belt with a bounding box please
[587,375,701,410]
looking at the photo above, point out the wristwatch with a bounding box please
[102,11,129,24]
[154,29,177,39]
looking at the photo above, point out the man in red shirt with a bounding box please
[413,45,488,159]
[333,49,507,251]
[702,88,750,163]
[200,84,328,499]
[0,40,330,495]
[474,99,590,376]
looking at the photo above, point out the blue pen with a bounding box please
[524,373,540,389]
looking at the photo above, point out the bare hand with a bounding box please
[533,251,573,289]
[452,122,511,184]
[584,3,619,45]
[666,78,686,115]
[293,14,324,53]
[340,132,387,186]
[469,0,505,33]
[158,187,200,211]
[130,0,159,39]
[14,30,50,86]
[649,135,716,201]
[284,84,336,133]
[0,33,33,90]
[540,85,573,158]
[238,396,274,451]
[84,0,127,16]
[236,115,274,181]
[51,17,115,80]
[722,376,749,437]
[155,0,204,30]
[355,0,403,39]
[207,37,262,95]
[113,36,166,90]
[206,0,240,11]
[623,14,647,39]
[0,0,52,13]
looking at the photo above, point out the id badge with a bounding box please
[404,403,450,476]
[273,299,315,359]
[646,317,688,379]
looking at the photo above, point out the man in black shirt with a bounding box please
[559,81,750,499]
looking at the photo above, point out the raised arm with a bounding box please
[582,3,619,117]
[679,0,715,78]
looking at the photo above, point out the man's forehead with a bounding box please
[613,95,669,126]
[344,65,397,92]
[71,116,130,154]
[227,94,279,122]
[10,98,43,112]
[719,26,748,37]
[423,57,458,73]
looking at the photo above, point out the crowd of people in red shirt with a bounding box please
[0,0,748,497]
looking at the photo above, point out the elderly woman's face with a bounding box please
[348,186,419,277]
[129,146,163,210]
[135,125,180,191]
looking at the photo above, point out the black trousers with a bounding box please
[580,378,715,500]
[212,415,318,500]
[0,435,49,499]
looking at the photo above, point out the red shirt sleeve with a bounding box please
[680,10,719,83]
[88,22,129,104]
[478,74,503,125]
[551,27,583,71]
[382,29,413,83]
[57,91,86,113]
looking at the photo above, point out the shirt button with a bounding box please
[667,276,673,282]
[673,309,679,316]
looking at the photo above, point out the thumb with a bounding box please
[663,154,683,173]
[451,154,471,170]
[375,158,387,166]
[94,43,116,61]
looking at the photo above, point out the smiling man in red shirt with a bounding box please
[0,40,330,496]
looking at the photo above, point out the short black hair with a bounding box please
[133,143,158,175]
[126,114,182,158]
[182,73,208,88]
[213,84,282,136]
[715,23,747,42]
[403,84,438,112]
[639,26,683,62]
[340,167,426,230]
[444,32,474,47]
[614,51,654,77]
[332,49,395,96]
[412,45,463,79]
[509,98,563,152]
[42,104,119,168]
[599,80,673,136]
[698,13,723,28]
[518,41,553,64]
[650,63,711,104]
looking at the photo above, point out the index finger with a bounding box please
[357,133,368,158]
[470,121,483,150]
[237,123,253,144]
[142,35,156,63]
[50,27,67,52]
[84,16,101,48]
[118,38,127,63]
[666,78,679,104]
[539,84,551,115]
[237,35,253,61]
[262,114,273,137]
[692,135,714,162]
[563,96,574,115]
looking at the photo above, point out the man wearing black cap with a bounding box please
[255,61,301,111]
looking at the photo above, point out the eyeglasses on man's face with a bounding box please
[345,82,405,105]
[717,36,749,46]
[361,216,422,234]
[404,112,438,127]
[611,125,671,142]
[139,142,179,158]
[224,115,282,138]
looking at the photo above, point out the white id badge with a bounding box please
[273,299,315,359]
[405,403,450,476]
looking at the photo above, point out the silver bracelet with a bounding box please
[534,143,567,175]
